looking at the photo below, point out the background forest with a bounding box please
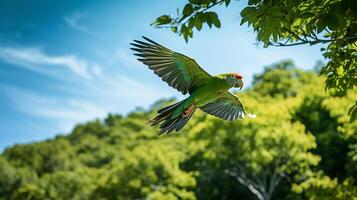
[1,60,356,200]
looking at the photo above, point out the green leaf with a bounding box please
[272,32,278,42]
[240,17,248,25]
[199,12,207,23]
[183,34,189,42]
[194,16,202,30]
[181,24,188,33]
[325,14,339,31]
[224,0,231,7]
[248,0,260,5]
[189,0,201,5]
[181,24,190,42]
[257,31,264,41]
[316,17,327,33]
[209,12,221,28]
[204,13,213,28]
[301,12,315,18]
[183,4,194,17]
[348,102,357,122]
[188,18,195,28]
[292,18,302,29]
[241,6,256,18]
[171,26,178,33]
[151,15,172,26]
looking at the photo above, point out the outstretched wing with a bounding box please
[200,92,256,121]
[131,37,212,95]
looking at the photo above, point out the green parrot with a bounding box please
[131,37,255,134]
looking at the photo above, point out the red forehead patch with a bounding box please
[234,73,243,79]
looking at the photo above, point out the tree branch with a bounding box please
[227,170,264,200]
[270,34,357,47]
[267,27,357,47]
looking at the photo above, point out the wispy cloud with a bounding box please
[64,12,89,33]
[0,45,173,134]
[0,45,169,101]
[2,86,108,132]
[2,75,171,132]
[0,47,93,79]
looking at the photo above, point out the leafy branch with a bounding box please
[152,0,230,42]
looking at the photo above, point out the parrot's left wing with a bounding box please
[131,37,212,95]
[200,92,256,121]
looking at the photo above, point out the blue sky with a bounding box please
[0,0,325,151]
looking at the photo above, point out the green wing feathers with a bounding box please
[131,36,212,94]
[200,92,256,121]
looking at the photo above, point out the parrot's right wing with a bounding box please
[131,37,212,95]
[200,92,256,121]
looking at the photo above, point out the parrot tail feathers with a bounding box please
[148,100,184,126]
[158,108,196,134]
[148,100,195,134]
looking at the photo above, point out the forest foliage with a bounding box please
[1,60,356,200]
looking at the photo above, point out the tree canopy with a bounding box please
[152,0,357,121]
[1,61,356,200]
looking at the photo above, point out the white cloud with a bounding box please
[2,86,108,132]
[1,72,172,132]
[0,47,92,79]
[0,44,173,134]
[64,13,89,33]
[0,45,170,102]
[0,43,175,138]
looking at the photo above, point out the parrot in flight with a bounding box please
[131,37,255,134]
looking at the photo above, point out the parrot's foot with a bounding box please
[182,104,195,117]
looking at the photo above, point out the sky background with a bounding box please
[0,0,325,151]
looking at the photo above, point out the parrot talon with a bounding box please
[182,104,195,117]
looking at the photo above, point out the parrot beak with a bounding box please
[238,79,244,90]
